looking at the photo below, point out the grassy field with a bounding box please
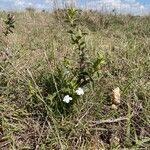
[0,9,150,149]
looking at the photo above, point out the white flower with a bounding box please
[63,95,72,103]
[75,87,84,96]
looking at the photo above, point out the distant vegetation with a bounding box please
[0,8,150,149]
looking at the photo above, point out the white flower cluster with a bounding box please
[63,87,84,103]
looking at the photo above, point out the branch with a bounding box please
[90,114,134,127]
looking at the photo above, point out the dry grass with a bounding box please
[0,10,150,149]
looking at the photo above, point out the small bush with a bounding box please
[26,8,105,116]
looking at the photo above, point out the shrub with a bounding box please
[0,13,15,96]
[3,13,15,37]
[27,8,105,116]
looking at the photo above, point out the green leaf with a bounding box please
[47,93,56,101]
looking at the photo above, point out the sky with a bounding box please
[0,0,150,15]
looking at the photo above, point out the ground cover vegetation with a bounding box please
[0,8,150,149]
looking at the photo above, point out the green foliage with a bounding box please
[27,8,105,116]
[0,14,15,96]
[3,13,15,36]
[65,8,105,87]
